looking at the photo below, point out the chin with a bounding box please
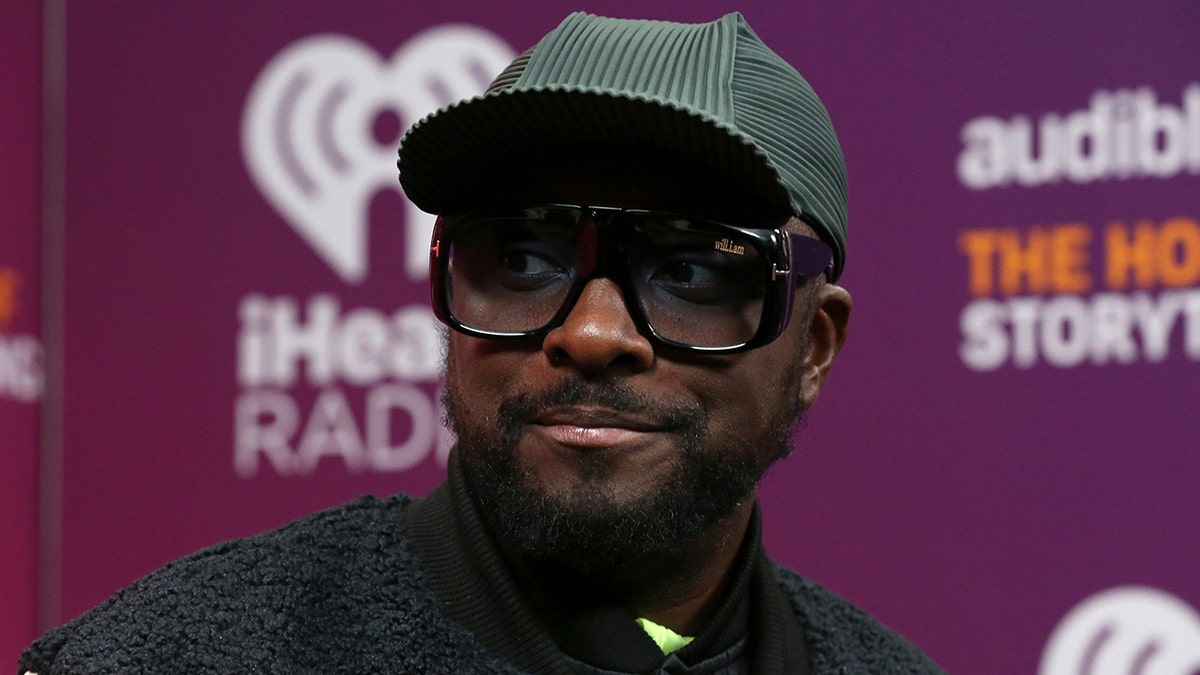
[461,437,763,570]
[444,374,797,568]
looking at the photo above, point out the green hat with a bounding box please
[398,12,849,279]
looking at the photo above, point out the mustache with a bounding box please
[496,378,705,434]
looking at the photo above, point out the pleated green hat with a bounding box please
[398,12,849,279]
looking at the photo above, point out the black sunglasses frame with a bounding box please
[429,204,834,354]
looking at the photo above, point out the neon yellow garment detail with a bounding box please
[635,617,695,654]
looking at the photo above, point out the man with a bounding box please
[21,12,944,674]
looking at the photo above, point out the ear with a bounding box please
[800,283,852,408]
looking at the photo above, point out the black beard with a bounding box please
[444,376,804,572]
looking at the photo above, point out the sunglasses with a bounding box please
[429,204,833,354]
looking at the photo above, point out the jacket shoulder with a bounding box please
[20,494,513,674]
[772,564,947,674]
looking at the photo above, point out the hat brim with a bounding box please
[397,86,792,217]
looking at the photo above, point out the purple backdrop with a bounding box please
[42,1,1200,673]
[1,0,44,668]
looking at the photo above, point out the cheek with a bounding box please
[446,334,537,414]
[696,348,805,436]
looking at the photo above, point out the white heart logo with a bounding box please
[242,26,515,283]
[1040,586,1200,675]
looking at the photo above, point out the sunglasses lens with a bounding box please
[626,219,767,348]
[444,213,580,333]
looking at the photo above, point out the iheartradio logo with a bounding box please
[242,26,515,283]
[1040,586,1200,675]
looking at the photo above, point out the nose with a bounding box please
[542,277,655,376]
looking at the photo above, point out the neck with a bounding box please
[541,501,755,636]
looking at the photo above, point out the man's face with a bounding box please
[442,152,845,569]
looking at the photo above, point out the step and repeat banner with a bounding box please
[47,2,1198,672]
[1,0,44,667]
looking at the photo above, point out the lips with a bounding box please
[528,406,666,448]
[532,406,664,431]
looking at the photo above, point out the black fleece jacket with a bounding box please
[20,485,944,674]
